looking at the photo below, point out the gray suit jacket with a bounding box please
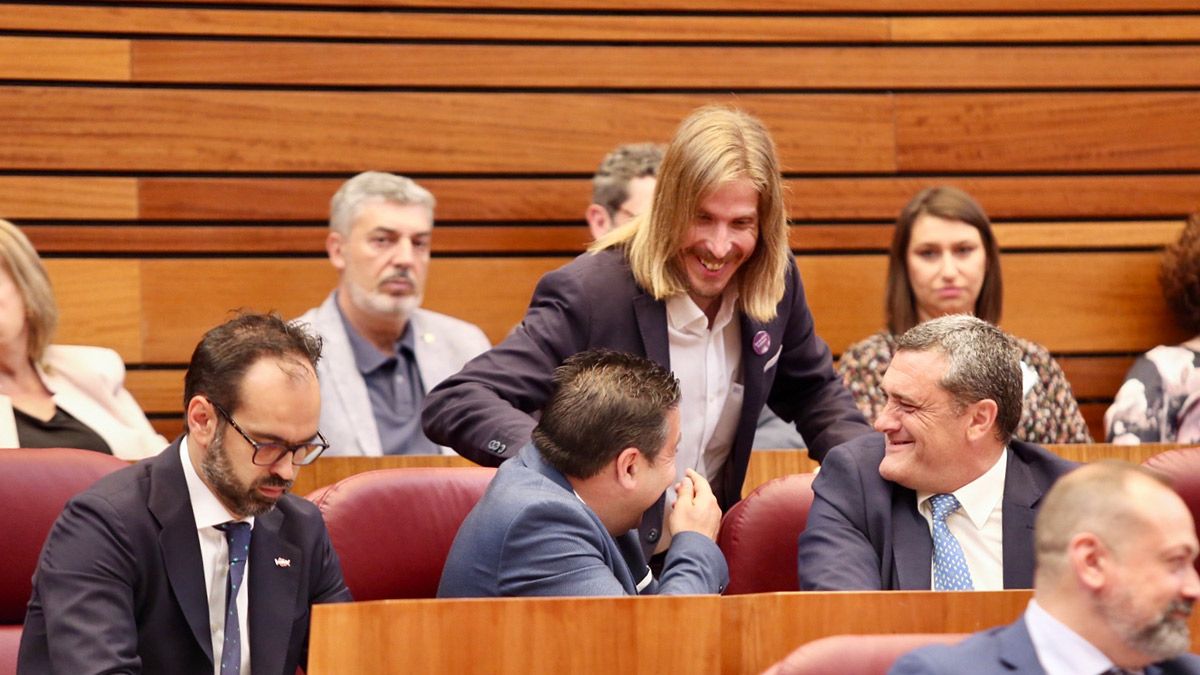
[437,444,728,598]
[798,433,1077,590]
[890,616,1200,674]
[296,292,490,456]
[18,439,351,675]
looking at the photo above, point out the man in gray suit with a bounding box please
[892,461,1200,674]
[438,349,728,597]
[297,172,490,456]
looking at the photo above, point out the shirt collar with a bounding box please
[180,436,255,530]
[665,287,739,335]
[334,291,413,375]
[919,447,1008,530]
[1025,599,1119,675]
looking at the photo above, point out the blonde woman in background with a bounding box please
[0,218,165,457]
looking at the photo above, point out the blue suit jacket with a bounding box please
[798,433,1077,590]
[18,438,352,675]
[890,616,1200,674]
[422,249,871,552]
[437,444,728,598]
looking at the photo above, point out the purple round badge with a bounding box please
[752,330,771,356]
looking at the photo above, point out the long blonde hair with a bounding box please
[591,105,790,323]
[0,219,58,362]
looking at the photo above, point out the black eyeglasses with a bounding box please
[211,402,329,466]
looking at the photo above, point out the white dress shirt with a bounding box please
[1025,599,1121,675]
[180,438,254,675]
[917,448,1008,590]
[665,289,744,496]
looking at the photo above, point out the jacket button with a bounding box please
[647,528,660,543]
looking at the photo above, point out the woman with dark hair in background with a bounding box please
[0,218,165,457]
[1105,213,1200,444]
[837,186,1091,444]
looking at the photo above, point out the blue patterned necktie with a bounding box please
[929,493,974,591]
[215,521,252,675]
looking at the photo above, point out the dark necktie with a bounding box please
[215,521,252,675]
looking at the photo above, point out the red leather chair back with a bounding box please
[717,472,815,594]
[0,448,128,624]
[761,633,968,675]
[307,467,496,600]
[1141,446,1200,571]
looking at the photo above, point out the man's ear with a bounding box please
[326,231,346,271]
[964,398,999,443]
[614,447,642,490]
[186,396,218,448]
[585,204,613,241]
[1068,532,1112,592]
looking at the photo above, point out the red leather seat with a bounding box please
[761,633,968,675]
[717,472,816,594]
[1141,446,1200,571]
[0,447,129,675]
[307,467,496,600]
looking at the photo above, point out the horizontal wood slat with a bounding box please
[896,93,1200,172]
[17,220,1185,254]
[7,9,1200,43]
[0,88,895,173]
[0,36,128,81]
[127,0,1200,12]
[130,42,1200,89]
[0,177,139,219]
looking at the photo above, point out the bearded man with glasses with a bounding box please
[19,312,351,675]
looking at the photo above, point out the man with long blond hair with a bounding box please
[423,105,869,558]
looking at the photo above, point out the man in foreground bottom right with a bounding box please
[892,460,1200,674]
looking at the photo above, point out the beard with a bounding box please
[1103,589,1193,663]
[346,271,422,318]
[201,424,292,518]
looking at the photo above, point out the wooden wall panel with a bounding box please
[45,260,142,361]
[136,0,1200,11]
[897,94,1200,172]
[131,43,1200,89]
[129,176,1200,223]
[0,177,138,219]
[0,36,128,81]
[889,16,1200,42]
[0,88,895,173]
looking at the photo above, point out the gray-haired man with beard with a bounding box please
[892,461,1200,675]
[19,313,351,675]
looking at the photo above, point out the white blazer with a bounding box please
[0,345,168,459]
[295,293,491,456]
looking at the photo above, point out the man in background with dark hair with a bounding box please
[20,313,350,674]
[585,142,663,241]
[438,349,727,597]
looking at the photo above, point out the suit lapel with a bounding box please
[890,486,933,590]
[248,506,302,675]
[315,294,381,456]
[1002,450,1040,589]
[633,292,669,369]
[149,444,216,667]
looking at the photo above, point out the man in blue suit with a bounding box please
[799,315,1076,591]
[19,313,351,674]
[892,461,1200,674]
[438,349,728,597]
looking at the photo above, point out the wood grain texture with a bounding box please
[131,176,1200,223]
[9,8,1200,42]
[0,88,894,173]
[131,0,1200,11]
[896,93,1200,172]
[45,259,142,361]
[131,42,1200,89]
[292,455,475,497]
[0,36,128,81]
[0,177,138,219]
[126,369,184,413]
[309,595,722,674]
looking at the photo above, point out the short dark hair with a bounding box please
[896,314,1022,443]
[1161,213,1200,335]
[886,186,1004,334]
[533,350,680,479]
[183,312,323,414]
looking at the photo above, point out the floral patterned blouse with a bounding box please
[836,330,1092,444]
[1104,339,1200,444]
